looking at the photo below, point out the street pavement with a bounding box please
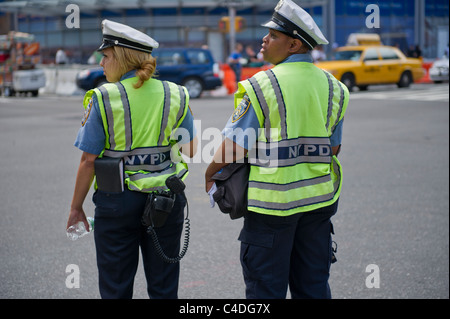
[0,83,448,299]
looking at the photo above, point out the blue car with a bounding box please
[76,48,222,98]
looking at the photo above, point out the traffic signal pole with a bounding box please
[228,3,237,59]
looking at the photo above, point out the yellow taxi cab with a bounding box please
[315,44,425,91]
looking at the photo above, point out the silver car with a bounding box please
[429,56,449,83]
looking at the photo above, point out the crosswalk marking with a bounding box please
[350,85,449,102]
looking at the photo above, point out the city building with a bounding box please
[1,0,448,64]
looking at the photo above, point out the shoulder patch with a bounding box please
[81,97,93,126]
[232,94,251,123]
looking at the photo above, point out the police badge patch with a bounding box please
[232,94,251,123]
[81,97,93,126]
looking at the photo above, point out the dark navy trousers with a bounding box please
[239,200,338,299]
[93,188,185,299]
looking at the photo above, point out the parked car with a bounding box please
[76,68,107,91]
[315,45,425,91]
[429,56,449,83]
[76,48,222,98]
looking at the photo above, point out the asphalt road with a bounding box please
[0,83,448,299]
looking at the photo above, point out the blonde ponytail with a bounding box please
[112,46,157,89]
[134,59,156,89]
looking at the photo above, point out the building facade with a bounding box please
[1,0,448,63]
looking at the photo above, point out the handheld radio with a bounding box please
[142,175,190,263]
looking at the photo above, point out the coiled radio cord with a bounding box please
[146,192,190,263]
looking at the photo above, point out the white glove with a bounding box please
[207,182,217,208]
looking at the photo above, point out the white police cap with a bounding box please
[262,0,328,50]
[97,19,159,53]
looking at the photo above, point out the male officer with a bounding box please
[205,0,349,299]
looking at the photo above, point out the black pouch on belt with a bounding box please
[142,192,175,228]
[211,161,250,220]
[94,157,124,193]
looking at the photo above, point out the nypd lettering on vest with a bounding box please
[288,143,331,157]
[249,137,332,167]
[124,152,169,166]
[123,151,172,172]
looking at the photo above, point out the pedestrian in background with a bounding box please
[228,42,243,83]
[311,44,327,62]
[67,19,197,299]
[205,0,349,299]
[55,47,68,64]
[244,44,264,66]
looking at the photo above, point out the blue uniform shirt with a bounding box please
[74,70,195,155]
[223,53,344,150]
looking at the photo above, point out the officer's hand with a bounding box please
[67,208,88,232]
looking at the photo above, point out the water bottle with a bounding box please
[67,217,94,241]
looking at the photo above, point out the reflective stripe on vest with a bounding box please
[238,62,349,215]
[323,71,346,134]
[87,78,189,192]
[159,81,187,145]
[248,69,287,141]
[248,157,341,210]
[127,167,188,192]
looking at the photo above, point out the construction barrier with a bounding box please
[221,64,236,95]
[39,64,89,96]
[415,61,433,84]
[221,63,272,94]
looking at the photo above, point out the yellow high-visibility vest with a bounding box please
[83,76,190,192]
[235,62,349,215]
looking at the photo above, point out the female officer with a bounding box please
[67,20,197,299]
